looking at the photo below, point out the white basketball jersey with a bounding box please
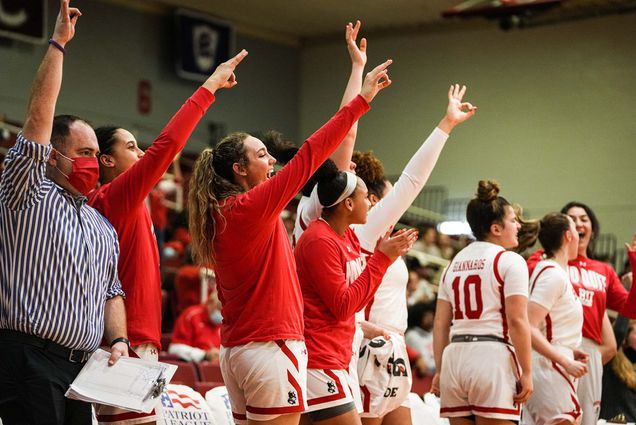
[529,259,583,349]
[438,241,528,341]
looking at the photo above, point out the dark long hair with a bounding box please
[561,201,599,258]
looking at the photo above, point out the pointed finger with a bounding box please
[229,49,248,67]
[60,0,69,18]
[370,59,392,76]
[448,85,454,101]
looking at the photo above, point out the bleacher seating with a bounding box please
[194,381,225,395]
[162,359,199,388]
[198,361,224,382]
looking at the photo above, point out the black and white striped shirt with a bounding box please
[0,134,124,351]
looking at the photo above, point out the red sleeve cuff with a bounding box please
[192,86,216,108]
[371,249,393,270]
[629,251,636,271]
[349,94,371,115]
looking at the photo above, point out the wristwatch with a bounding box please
[110,337,131,349]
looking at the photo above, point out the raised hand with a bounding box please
[203,49,249,94]
[624,233,636,253]
[376,228,418,262]
[360,60,393,103]
[438,84,477,134]
[52,0,82,47]
[345,20,367,68]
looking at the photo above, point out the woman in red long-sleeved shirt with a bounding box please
[294,168,417,425]
[187,61,392,425]
[89,48,248,425]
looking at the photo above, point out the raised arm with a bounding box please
[241,60,392,223]
[22,0,80,144]
[356,84,477,249]
[0,1,80,209]
[331,20,367,171]
[301,228,414,320]
[102,50,248,215]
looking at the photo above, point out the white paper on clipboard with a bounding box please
[65,348,177,413]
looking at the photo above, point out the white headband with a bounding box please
[323,172,358,208]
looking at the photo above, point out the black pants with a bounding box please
[0,340,91,425]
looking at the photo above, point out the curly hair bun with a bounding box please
[352,150,385,184]
[476,180,500,202]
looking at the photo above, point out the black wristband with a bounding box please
[48,38,66,55]
[110,337,130,348]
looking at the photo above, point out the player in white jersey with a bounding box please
[432,180,533,425]
[351,85,476,425]
[522,213,588,425]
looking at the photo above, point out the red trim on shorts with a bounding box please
[97,409,155,422]
[247,405,305,414]
[288,370,305,409]
[551,361,576,392]
[307,369,347,406]
[505,345,522,382]
[276,340,299,371]
[567,394,582,420]
[441,404,521,415]
[233,412,247,420]
[545,314,553,342]
[360,385,371,413]
[245,370,305,415]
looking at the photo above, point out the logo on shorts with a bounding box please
[288,390,297,405]
[327,381,336,394]
[387,355,408,377]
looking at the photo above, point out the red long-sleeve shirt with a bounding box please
[171,304,221,350]
[89,87,215,349]
[295,220,392,369]
[527,249,636,344]
[214,95,370,347]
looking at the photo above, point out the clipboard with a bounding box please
[65,348,177,413]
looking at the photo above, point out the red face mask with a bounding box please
[55,151,100,196]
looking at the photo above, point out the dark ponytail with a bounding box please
[188,132,249,265]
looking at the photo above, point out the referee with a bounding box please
[0,1,128,424]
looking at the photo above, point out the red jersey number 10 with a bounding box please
[452,274,484,320]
